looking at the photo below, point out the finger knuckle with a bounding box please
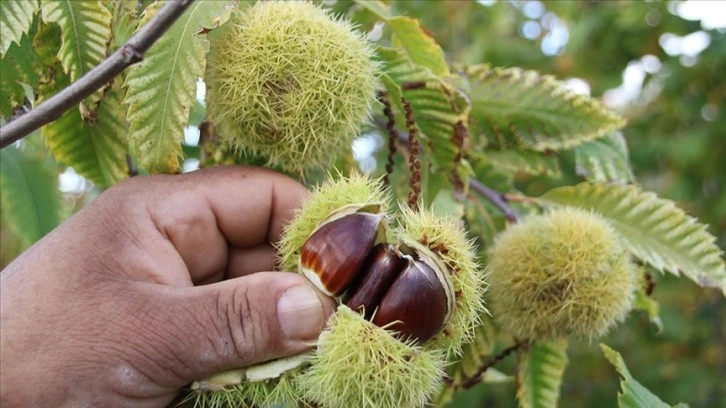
[220,285,270,365]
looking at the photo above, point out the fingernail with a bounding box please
[277,285,325,341]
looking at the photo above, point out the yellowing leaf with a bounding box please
[1,0,39,56]
[517,341,568,408]
[0,28,40,118]
[40,0,111,81]
[42,77,129,188]
[541,183,726,295]
[388,16,449,77]
[40,0,112,114]
[124,0,231,173]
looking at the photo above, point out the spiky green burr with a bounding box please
[194,175,488,408]
[205,1,378,174]
[298,305,446,408]
[394,206,488,356]
[487,207,636,340]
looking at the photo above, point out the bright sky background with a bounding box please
[604,0,724,110]
[676,0,726,30]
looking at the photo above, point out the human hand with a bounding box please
[0,166,336,407]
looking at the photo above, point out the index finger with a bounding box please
[111,166,308,284]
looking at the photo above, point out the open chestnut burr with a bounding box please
[300,211,455,343]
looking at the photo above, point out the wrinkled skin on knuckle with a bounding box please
[223,284,273,366]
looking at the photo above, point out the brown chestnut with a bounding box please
[343,243,406,318]
[372,257,454,343]
[300,212,384,296]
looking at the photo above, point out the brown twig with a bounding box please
[376,91,398,187]
[460,340,526,390]
[401,97,420,210]
[0,0,196,148]
[470,178,519,223]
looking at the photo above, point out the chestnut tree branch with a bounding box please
[469,178,519,223]
[459,339,527,390]
[0,0,196,148]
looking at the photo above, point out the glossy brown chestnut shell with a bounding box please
[371,258,452,343]
[343,243,406,319]
[298,211,455,344]
[300,212,384,296]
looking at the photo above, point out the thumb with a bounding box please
[135,272,336,383]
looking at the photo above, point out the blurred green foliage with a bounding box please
[384,1,724,406]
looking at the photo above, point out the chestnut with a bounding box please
[300,212,384,296]
[299,211,456,344]
[343,243,406,318]
[372,258,454,343]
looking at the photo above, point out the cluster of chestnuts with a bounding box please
[300,211,454,344]
[193,1,486,406]
[192,174,486,408]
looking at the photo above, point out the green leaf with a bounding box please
[388,16,449,77]
[108,0,140,48]
[1,0,40,56]
[487,150,561,178]
[0,146,62,247]
[40,0,112,114]
[42,77,129,188]
[470,153,514,193]
[600,344,687,408]
[33,19,62,68]
[124,0,231,173]
[516,341,568,408]
[354,0,390,20]
[540,183,726,295]
[464,65,625,151]
[0,27,40,118]
[633,289,663,332]
[40,0,111,81]
[628,266,663,331]
[431,188,464,218]
[575,131,634,183]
